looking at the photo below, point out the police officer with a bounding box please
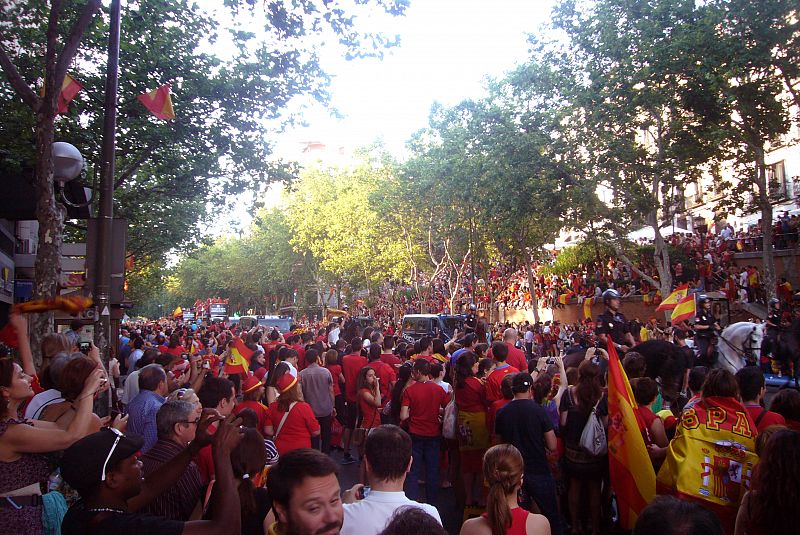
[464,303,477,334]
[596,289,636,353]
[764,297,783,358]
[693,295,720,366]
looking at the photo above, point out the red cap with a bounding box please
[254,367,268,382]
[242,374,263,394]
[277,373,297,394]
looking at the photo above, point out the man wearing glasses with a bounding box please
[140,401,204,520]
[60,412,243,535]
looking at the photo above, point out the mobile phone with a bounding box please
[78,341,91,355]
[109,409,121,421]
[358,485,371,500]
[181,353,190,360]
[202,360,210,370]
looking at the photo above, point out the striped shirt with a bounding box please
[141,439,204,521]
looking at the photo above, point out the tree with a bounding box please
[551,0,724,300]
[1,0,407,345]
[690,0,800,301]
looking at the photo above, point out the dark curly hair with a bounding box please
[748,429,800,535]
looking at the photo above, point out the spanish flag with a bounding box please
[224,336,252,375]
[671,294,696,324]
[655,284,689,312]
[558,291,574,305]
[583,297,594,319]
[657,396,758,533]
[137,84,176,120]
[606,340,655,529]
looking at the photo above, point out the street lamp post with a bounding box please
[697,220,708,290]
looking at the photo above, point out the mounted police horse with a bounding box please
[716,322,764,375]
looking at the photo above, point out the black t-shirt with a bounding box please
[495,399,554,475]
[559,388,608,450]
[61,502,184,535]
[678,345,694,370]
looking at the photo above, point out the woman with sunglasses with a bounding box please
[0,350,106,534]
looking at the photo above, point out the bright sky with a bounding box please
[276,0,557,159]
[200,0,557,236]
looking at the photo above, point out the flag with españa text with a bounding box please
[137,84,176,120]
[655,284,689,312]
[224,336,252,375]
[606,340,655,529]
[657,396,758,533]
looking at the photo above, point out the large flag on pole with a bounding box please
[137,84,176,120]
[224,336,252,375]
[671,294,696,324]
[606,340,655,529]
[655,284,689,312]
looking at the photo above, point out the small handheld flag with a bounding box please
[655,284,689,312]
[137,84,176,120]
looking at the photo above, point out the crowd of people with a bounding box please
[351,215,799,322]
[1,286,799,535]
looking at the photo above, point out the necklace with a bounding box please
[87,507,126,514]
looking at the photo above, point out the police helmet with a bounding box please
[769,297,780,309]
[698,295,711,305]
[602,288,621,304]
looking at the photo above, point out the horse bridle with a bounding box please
[717,326,761,364]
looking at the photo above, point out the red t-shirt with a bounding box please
[234,400,270,436]
[194,422,218,484]
[455,377,486,413]
[367,360,396,403]
[637,406,658,444]
[485,364,519,402]
[162,345,187,357]
[413,353,435,363]
[381,353,401,368]
[505,343,528,373]
[342,353,368,403]
[292,344,307,371]
[487,398,510,439]
[401,381,449,437]
[265,401,320,455]
[326,364,343,396]
[358,388,381,429]
[744,404,786,432]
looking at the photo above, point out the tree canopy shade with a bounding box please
[0,0,407,339]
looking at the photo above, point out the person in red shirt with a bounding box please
[367,344,396,408]
[736,367,786,432]
[400,359,449,504]
[380,335,401,368]
[413,336,434,363]
[265,373,320,456]
[356,366,382,459]
[499,328,527,372]
[341,338,368,464]
[487,373,516,445]
[195,377,237,483]
[632,377,669,469]
[454,351,489,505]
[485,342,519,402]
[234,374,269,436]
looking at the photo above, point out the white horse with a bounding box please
[716,322,764,375]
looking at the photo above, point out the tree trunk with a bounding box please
[30,110,65,368]
[649,212,673,298]
[755,148,777,302]
[525,262,540,323]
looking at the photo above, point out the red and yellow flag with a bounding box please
[47,74,83,114]
[137,84,176,120]
[671,294,696,324]
[655,284,689,312]
[224,336,252,375]
[583,297,594,319]
[558,291,574,305]
[657,396,758,532]
[606,340,655,529]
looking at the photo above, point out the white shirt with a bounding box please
[122,369,141,405]
[328,327,340,345]
[24,389,63,420]
[341,490,442,535]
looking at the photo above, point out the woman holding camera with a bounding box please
[0,348,107,534]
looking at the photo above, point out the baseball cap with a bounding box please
[61,428,144,496]
[511,372,533,394]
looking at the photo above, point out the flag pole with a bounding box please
[94,0,121,416]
